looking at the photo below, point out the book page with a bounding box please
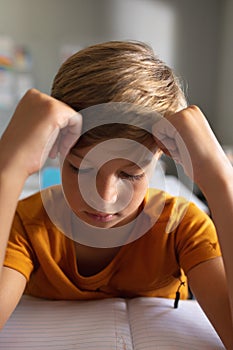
[0,296,133,350]
[127,297,225,349]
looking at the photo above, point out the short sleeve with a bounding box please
[4,212,35,281]
[175,202,222,274]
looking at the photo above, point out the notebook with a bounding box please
[0,296,224,349]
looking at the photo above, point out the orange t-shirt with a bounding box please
[4,186,221,300]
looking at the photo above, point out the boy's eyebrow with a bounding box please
[70,148,154,169]
[128,158,154,169]
[70,149,84,159]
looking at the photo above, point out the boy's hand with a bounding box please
[0,89,82,178]
[152,105,230,189]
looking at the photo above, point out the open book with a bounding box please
[1,296,224,349]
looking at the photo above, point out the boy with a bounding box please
[0,41,232,348]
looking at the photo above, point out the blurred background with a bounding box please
[0,0,232,193]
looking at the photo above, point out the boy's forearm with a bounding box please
[201,164,233,309]
[0,164,26,278]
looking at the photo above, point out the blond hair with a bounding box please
[51,41,186,147]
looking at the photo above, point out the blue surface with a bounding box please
[41,167,61,188]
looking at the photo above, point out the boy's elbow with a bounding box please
[0,266,27,331]
[0,314,8,331]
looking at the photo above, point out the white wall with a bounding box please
[99,0,177,67]
[216,0,233,144]
[0,0,104,94]
[0,0,106,134]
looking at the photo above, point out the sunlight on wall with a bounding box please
[108,0,177,67]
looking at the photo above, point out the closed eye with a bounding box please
[120,171,145,182]
[69,162,145,181]
[69,163,93,174]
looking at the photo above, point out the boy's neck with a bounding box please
[74,242,121,277]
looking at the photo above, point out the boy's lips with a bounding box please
[85,211,117,222]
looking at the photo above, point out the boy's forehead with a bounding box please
[80,102,162,134]
[71,138,155,168]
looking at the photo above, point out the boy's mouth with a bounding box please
[85,211,117,223]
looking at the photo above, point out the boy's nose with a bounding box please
[96,174,118,204]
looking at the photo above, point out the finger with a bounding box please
[59,113,82,132]
[152,118,177,141]
[48,113,82,159]
[56,114,82,158]
[152,118,184,163]
[58,132,78,157]
[49,136,60,159]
